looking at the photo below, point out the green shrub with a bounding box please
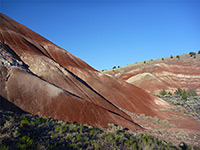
[20,119,29,127]
[168,92,172,96]
[153,116,160,122]
[0,145,9,150]
[18,136,34,149]
[181,89,188,101]
[189,52,196,57]
[176,131,188,138]
[75,134,81,141]
[30,120,35,125]
[161,120,169,124]
[174,88,183,96]
[160,89,167,96]
[139,114,146,118]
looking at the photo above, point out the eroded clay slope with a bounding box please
[0,42,142,129]
[104,55,200,95]
[0,13,171,129]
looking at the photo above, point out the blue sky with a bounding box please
[1,0,200,70]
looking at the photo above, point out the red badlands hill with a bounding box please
[0,13,170,129]
[104,54,200,95]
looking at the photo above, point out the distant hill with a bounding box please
[103,53,200,95]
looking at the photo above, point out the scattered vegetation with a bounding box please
[102,51,199,72]
[112,66,116,70]
[1,110,197,149]
[176,55,180,59]
[189,52,196,57]
[160,87,198,98]
[130,113,176,128]
[174,87,198,97]
[157,88,200,119]
[174,88,183,96]
[189,52,197,58]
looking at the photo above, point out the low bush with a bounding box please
[189,52,196,57]
[0,110,199,149]
[156,93,200,119]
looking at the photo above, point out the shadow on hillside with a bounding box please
[0,95,27,114]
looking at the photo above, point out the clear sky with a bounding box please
[1,0,200,70]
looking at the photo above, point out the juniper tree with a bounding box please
[160,89,167,96]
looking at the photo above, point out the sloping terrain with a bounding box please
[103,54,200,95]
[1,13,200,147]
[2,110,197,150]
[0,13,173,129]
[0,37,139,129]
